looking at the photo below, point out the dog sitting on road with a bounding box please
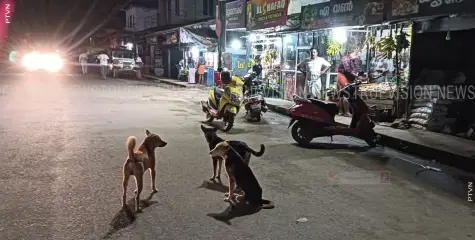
[209,141,274,209]
[200,125,265,181]
[123,130,167,212]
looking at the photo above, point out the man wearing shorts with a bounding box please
[297,48,331,99]
[336,49,360,116]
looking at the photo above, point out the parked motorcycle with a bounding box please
[243,64,267,122]
[287,82,376,147]
[201,70,244,132]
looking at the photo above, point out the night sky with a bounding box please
[8,0,128,38]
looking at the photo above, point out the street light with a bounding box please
[332,28,347,44]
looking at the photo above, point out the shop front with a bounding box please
[179,26,218,85]
[246,0,295,100]
[156,29,180,78]
[298,0,413,121]
[387,1,475,139]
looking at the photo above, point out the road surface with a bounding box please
[0,75,474,240]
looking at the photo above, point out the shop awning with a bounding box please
[180,27,218,49]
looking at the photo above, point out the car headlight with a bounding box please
[42,54,63,72]
[22,52,41,70]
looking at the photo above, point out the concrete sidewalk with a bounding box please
[265,98,475,173]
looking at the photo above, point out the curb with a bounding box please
[266,102,475,173]
[143,75,188,88]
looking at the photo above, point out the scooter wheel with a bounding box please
[255,114,261,122]
[291,121,312,146]
[223,114,235,132]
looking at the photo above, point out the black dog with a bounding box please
[210,141,273,209]
[200,125,264,181]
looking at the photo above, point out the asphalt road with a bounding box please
[0,75,474,240]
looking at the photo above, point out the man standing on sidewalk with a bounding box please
[297,48,332,99]
[78,52,88,75]
[97,52,109,79]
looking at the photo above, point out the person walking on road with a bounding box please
[97,52,109,79]
[297,48,332,99]
[135,55,143,79]
[79,52,88,75]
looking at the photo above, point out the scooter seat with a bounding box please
[309,99,338,117]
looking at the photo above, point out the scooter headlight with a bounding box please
[231,95,242,104]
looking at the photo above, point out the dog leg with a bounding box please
[217,158,223,179]
[150,169,158,193]
[224,167,236,202]
[209,157,218,181]
[134,175,144,213]
[122,170,130,209]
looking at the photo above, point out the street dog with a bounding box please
[200,125,265,181]
[122,130,167,212]
[209,141,274,209]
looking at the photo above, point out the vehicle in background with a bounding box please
[109,47,139,78]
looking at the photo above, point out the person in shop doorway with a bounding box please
[196,52,206,85]
[79,51,88,75]
[336,49,361,117]
[97,51,109,79]
[369,50,394,83]
[297,47,332,99]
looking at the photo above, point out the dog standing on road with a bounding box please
[209,141,273,209]
[200,125,264,181]
[123,130,167,212]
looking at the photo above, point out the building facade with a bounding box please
[125,4,158,32]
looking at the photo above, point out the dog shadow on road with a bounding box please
[207,202,262,225]
[101,192,158,239]
[197,179,228,193]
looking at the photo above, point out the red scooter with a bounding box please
[287,82,376,147]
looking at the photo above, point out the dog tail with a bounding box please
[249,144,265,157]
[126,136,137,160]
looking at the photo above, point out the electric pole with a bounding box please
[217,0,227,69]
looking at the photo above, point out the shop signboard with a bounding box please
[389,0,475,20]
[232,54,249,76]
[246,0,289,30]
[223,52,233,71]
[226,0,246,29]
[300,0,385,30]
[162,31,178,46]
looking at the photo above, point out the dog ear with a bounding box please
[200,125,206,132]
[145,129,151,136]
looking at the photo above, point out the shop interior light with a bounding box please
[231,39,241,49]
[332,28,347,44]
[284,35,293,43]
[191,46,199,57]
[249,33,257,42]
[125,43,133,50]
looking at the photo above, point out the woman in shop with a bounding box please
[196,52,206,85]
[336,49,361,117]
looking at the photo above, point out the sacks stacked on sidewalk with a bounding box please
[408,85,462,132]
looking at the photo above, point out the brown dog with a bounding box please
[122,130,167,212]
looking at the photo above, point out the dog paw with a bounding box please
[151,189,158,194]
[136,208,142,213]
[134,189,137,194]
[224,192,229,197]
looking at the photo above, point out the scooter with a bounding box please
[201,71,244,132]
[243,65,267,122]
[287,82,376,147]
